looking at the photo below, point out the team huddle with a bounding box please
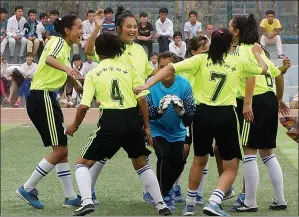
[15,6,292,217]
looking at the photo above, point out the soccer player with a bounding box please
[229,14,290,212]
[15,15,83,209]
[134,28,269,216]
[65,31,171,216]
[84,6,157,204]
[146,51,195,210]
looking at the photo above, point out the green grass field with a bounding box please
[1,124,298,216]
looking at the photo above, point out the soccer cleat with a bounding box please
[72,203,95,216]
[196,194,204,205]
[163,195,176,211]
[231,193,245,210]
[269,199,287,210]
[182,204,196,216]
[64,195,82,208]
[203,202,229,216]
[142,192,155,205]
[172,185,183,203]
[223,186,235,200]
[156,202,171,216]
[92,191,100,205]
[16,186,43,209]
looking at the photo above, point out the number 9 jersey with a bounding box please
[80,59,149,109]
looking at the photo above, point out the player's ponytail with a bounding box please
[95,31,125,59]
[208,28,232,65]
[53,15,78,37]
[115,5,137,31]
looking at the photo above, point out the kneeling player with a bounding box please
[146,52,195,210]
[65,32,171,216]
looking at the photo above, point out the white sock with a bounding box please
[56,163,77,199]
[24,158,55,191]
[209,189,224,205]
[142,156,150,194]
[137,165,163,204]
[197,164,208,196]
[243,155,259,207]
[90,158,108,192]
[262,154,285,204]
[75,164,93,206]
[186,188,197,205]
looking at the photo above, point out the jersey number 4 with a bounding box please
[111,79,124,106]
[210,72,227,102]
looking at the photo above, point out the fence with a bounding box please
[2,0,298,42]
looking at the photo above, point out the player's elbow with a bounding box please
[78,104,90,112]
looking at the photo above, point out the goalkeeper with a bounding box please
[146,52,196,211]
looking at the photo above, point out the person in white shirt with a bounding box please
[14,52,37,107]
[201,24,214,45]
[155,8,174,52]
[184,11,202,40]
[82,10,95,48]
[6,6,27,64]
[0,8,8,55]
[80,58,97,77]
[149,52,158,69]
[36,13,48,47]
[169,31,186,59]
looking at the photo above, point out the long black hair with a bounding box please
[185,35,209,58]
[232,14,270,58]
[208,28,232,65]
[53,14,78,37]
[115,6,137,30]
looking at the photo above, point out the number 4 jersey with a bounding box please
[233,44,281,98]
[80,59,149,109]
[171,53,263,107]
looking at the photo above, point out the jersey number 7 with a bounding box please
[110,79,124,106]
[210,72,227,102]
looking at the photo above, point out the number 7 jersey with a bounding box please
[171,53,263,107]
[80,59,149,109]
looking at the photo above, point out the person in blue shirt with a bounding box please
[146,51,196,210]
[102,7,115,31]
[45,10,60,40]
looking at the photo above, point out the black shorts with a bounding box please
[237,91,278,149]
[80,108,151,161]
[193,104,243,161]
[184,123,193,145]
[26,90,67,147]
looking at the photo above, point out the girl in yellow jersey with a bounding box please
[134,28,269,216]
[228,14,291,212]
[84,6,157,204]
[16,15,83,209]
[65,32,171,216]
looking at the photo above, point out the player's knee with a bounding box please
[192,155,208,167]
[131,155,147,170]
[258,148,273,158]
[52,146,68,160]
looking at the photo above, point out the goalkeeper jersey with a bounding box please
[147,75,195,142]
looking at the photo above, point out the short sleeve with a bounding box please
[265,57,281,78]
[132,67,150,98]
[239,58,263,77]
[260,19,267,28]
[275,19,282,28]
[80,72,95,107]
[171,54,204,76]
[184,22,189,32]
[86,53,100,63]
[148,22,154,31]
[48,37,65,59]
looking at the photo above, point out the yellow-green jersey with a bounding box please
[30,36,70,91]
[233,44,281,98]
[87,43,153,81]
[80,58,149,109]
[171,53,263,106]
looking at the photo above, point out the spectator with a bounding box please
[169,31,186,59]
[81,58,97,77]
[45,10,59,40]
[82,10,95,48]
[6,6,27,64]
[0,53,9,102]
[23,9,40,57]
[184,11,202,40]
[4,65,24,105]
[290,93,298,109]
[260,10,284,59]
[203,24,214,45]
[149,52,158,69]
[136,12,154,58]
[155,8,174,52]
[102,7,115,31]
[0,8,8,55]
[36,13,49,58]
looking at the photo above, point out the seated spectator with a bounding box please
[6,6,27,63]
[184,11,202,40]
[0,8,8,55]
[149,52,158,69]
[45,10,59,40]
[136,12,154,58]
[81,58,97,77]
[202,24,214,45]
[23,9,40,58]
[0,53,9,102]
[260,10,284,59]
[102,7,115,31]
[82,10,95,48]
[155,8,173,52]
[36,12,49,58]
[169,31,186,59]
[14,52,37,107]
